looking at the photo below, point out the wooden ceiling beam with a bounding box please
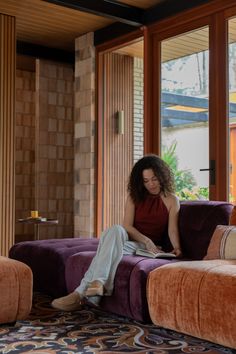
[43,0,144,27]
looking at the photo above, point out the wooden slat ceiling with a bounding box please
[0,0,161,52]
[0,0,235,61]
[116,18,236,62]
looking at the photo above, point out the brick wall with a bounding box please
[15,69,36,240]
[35,60,74,239]
[15,59,74,241]
[74,33,96,237]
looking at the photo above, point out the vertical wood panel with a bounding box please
[209,12,228,200]
[0,14,15,256]
[103,52,133,229]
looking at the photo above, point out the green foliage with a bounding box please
[162,141,208,200]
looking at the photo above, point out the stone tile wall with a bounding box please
[35,60,74,239]
[15,69,36,241]
[74,33,96,237]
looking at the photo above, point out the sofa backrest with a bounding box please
[179,201,233,260]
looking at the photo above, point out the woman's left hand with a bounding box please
[172,248,182,257]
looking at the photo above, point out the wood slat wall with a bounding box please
[0,14,16,256]
[102,52,133,229]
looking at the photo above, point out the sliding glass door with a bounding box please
[160,27,210,200]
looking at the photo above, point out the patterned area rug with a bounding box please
[0,293,235,354]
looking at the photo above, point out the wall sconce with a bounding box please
[116,110,124,135]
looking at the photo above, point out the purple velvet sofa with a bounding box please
[9,201,233,322]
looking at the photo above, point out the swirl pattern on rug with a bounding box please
[0,293,234,354]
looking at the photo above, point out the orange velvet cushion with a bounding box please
[0,256,33,324]
[229,205,236,225]
[204,225,236,260]
[147,260,236,349]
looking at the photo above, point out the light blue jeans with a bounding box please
[75,224,144,302]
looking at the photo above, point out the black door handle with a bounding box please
[199,160,215,185]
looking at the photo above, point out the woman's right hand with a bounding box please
[144,238,162,253]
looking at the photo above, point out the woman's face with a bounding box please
[142,169,160,195]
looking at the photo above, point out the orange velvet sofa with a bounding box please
[147,259,236,349]
[0,256,33,324]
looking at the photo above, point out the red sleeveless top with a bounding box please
[133,194,169,244]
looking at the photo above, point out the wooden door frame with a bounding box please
[146,1,236,201]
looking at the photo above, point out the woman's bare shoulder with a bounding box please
[161,192,180,210]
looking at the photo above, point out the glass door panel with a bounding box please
[161,27,209,200]
[228,17,236,203]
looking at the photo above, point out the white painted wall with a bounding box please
[162,124,209,188]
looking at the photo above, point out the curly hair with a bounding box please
[127,154,175,203]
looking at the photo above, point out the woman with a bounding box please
[52,154,182,311]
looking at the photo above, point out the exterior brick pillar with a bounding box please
[74,33,95,237]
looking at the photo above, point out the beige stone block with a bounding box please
[75,32,93,51]
[48,186,56,199]
[74,215,86,230]
[74,153,88,169]
[74,91,91,107]
[65,107,74,120]
[63,66,74,81]
[57,160,65,173]
[65,186,73,199]
[65,134,73,146]
[80,72,95,90]
[58,120,64,132]
[48,92,57,105]
[57,80,65,93]
[49,132,57,145]
[15,113,22,125]
[78,137,91,153]
[76,58,94,76]
[47,64,57,78]
[39,77,48,90]
[66,81,73,94]
[64,94,73,107]
[39,172,48,185]
[16,89,23,101]
[48,146,57,159]
[48,160,57,172]
[22,115,31,127]
[48,79,57,91]
[39,145,48,159]
[15,126,24,138]
[39,158,48,172]
[66,160,73,173]
[56,186,64,199]
[64,146,74,160]
[75,122,86,138]
[56,106,65,119]
[38,198,48,211]
[56,133,65,146]
[48,199,57,212]
[15,101,24,113]
[15,137,22,150]
[16,77,24,89]
[49,118,57,132]
[57,93,64,106]
[79,200,94,217]
[57,147,64,159]
[39,186,48,199]
[48,105,57,118]
[77,169,90,184]
[74,184,90,200]
[80,104,95,122]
